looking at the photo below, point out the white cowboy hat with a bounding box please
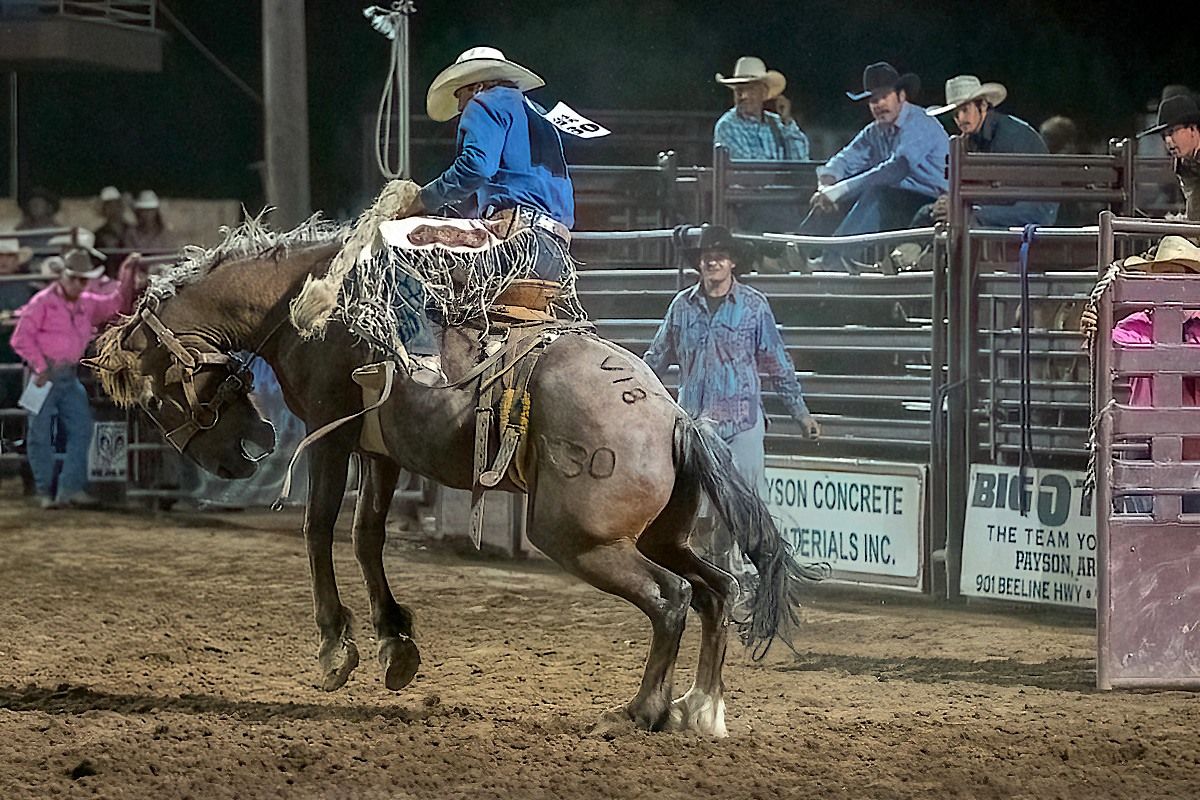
[1123,235,1200,273]
[60,249,105,280]
[133,189,161,210]
[715,56,786,100]
[927,75,1008,116]
[99,185,122,202]
[0,237,34,266]
[426,47,545,123]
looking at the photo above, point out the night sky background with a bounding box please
[1,0,1191,217]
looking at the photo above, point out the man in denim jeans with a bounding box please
[11,249,136,508]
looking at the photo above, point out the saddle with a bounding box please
[351,279,594,547]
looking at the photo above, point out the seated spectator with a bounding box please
[13,187,62,248]
[1040,115,1080,155]
[922,75,1057,228]
[713,56,811,270]
[1138,93,1200,222]
[10,249,139,509]
[801,62,948,242]
[714,57,810,161]
[93,186,129,252]
[122,190,178,251]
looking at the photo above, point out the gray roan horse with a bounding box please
[90,220,820,737]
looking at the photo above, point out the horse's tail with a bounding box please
[675,414,829,658]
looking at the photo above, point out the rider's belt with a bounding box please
[488,207,572,245]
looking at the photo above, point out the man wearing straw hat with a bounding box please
[714,56,810,162]
[923,74,1056,228]
[1139,93,1200,221]
[408,46,575,283]
[713,56,811,269]
[10,249,139,509]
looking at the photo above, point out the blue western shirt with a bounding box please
[420,86,575,228]
[818,100,949,204]
[713,108,810,161]
[644,280,810,441]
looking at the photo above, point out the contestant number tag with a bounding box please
[544,102,610,138]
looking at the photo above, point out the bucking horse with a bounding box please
[88,186,824,737]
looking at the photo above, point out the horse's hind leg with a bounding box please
[638,480,736,738]
[352,456,421,691]
[532,523,691,733]
[306,437,360,691]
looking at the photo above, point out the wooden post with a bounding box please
[262,0,311,227]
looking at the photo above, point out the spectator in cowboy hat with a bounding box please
[800,61,949,261]
[921,75,1056,228]
[713,56,811,270]
[714,56,810,162]
[10,248,140,509]
[1139,93,1200,221]
[93,186,130,252]
[122,189,177,251]
[644,223,818,588]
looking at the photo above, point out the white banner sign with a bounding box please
[88,421,127,481]
[960,465,1096,609]
[764,462,924,582]
[542,102,611,138]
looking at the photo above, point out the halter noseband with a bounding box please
[136,306,262,454]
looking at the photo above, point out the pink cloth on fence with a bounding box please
[10,272,134,375]
[1112,309,1200,460]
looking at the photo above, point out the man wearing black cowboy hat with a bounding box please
[801,62,949,247]
[644,224,818,584]
[1139,93,1200,221]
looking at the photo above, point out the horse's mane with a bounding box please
[93,212,346,407]
[146,211,346,304]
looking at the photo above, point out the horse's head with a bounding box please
[90,305,277,479]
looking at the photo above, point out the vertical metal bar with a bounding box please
[944,135,967,598]
[713,145,728,226]
[928,227,948,594]
[1094,253,1116,689]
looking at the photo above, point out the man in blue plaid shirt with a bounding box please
[713,57,811,260]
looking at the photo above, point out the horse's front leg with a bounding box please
[304,435,359,691]
[353,456,421,691]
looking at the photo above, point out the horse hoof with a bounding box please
[667,689,728,738]
[319,639,360,692]
[378,636,421,692]
[586,707,639,739]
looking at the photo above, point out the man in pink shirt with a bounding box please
[11,249,138,508]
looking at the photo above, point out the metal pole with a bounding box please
[262,0,311,227]
[397,10,410,179]
[8,73,17,204]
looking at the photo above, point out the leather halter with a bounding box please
[135,306,269,455]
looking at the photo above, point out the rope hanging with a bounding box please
[365,2,417,180]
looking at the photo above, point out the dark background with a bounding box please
[0,0,1188,216]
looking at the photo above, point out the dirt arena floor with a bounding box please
[2,493,1199,800]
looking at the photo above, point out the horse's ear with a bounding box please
[80,356,108,372]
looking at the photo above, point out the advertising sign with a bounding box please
[88,421,127,481]
[764,457,926,590]
[960,465,1096,609]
